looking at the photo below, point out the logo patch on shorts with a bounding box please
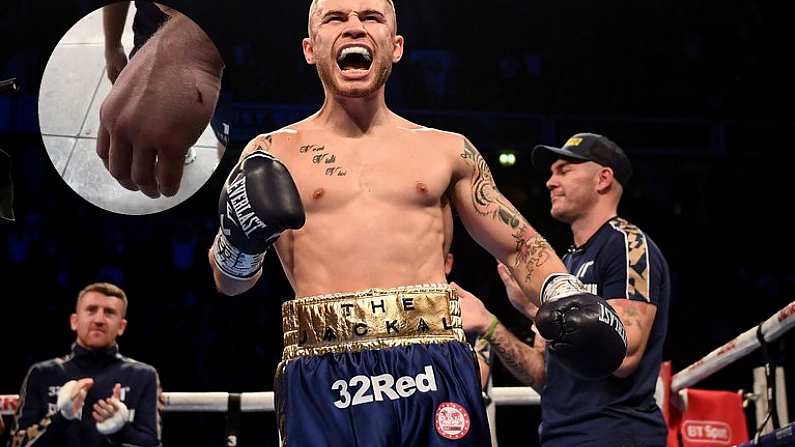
[435,402,470,440]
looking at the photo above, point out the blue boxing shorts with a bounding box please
[275,284,492,446]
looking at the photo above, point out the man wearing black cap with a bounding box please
[529,133,671,446]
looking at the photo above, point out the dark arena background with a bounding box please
[1,1,793,446]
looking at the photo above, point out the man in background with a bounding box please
[8,282,161,447]
[460,133,670,446]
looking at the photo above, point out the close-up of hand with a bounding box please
[93,383,130,435]
[96,14,223,198]
[451,282,494,335]
[497,262,539,319]
[57,378,94,420]
[154,3,178,16]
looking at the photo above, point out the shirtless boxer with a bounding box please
[208,0,627,445]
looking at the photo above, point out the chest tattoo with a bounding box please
[299,143,347,177]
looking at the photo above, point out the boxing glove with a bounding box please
[212,151,305,279]
[535,273,627,380]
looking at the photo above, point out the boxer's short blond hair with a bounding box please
[308,0,397,37]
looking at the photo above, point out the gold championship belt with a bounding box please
[282,284,465,361]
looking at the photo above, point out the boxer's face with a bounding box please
[304,0,404,98]
[71,291,127,350]
[546,159,602,223]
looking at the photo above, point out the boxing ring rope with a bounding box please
[2,300,793,443]
[1,388,538,415]
[161,392,275,412]
[671,300,795,393]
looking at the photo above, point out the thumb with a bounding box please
[96,112,111,166]
[450,282,467,296]
[113,384,122,399]
[496,263,514,284]
[154,3,178,16]
[77,378,94,391]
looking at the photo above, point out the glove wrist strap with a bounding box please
[212,231,266,280]
[540,273,586,304]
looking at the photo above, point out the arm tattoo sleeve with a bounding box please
[460,139,552,278]
[619,302,642,329]
[489,323,543,387]
[513,231,553,283]
[460,140,524,228]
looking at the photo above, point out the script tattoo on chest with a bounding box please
[313,153,336,164]
[325,167,347,176]
[299,144,325,153]
[300,144,347,177]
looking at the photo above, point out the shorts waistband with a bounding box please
[281,283,464,361]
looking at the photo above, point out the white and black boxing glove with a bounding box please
[535,273,627,380]
[212,151,305,279]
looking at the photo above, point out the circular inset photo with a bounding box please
[38,2,224,215]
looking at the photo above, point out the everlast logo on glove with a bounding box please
[226,173,268,238]
[598,302,627,345]
[536,273,628,380]
[211,150,305,279]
